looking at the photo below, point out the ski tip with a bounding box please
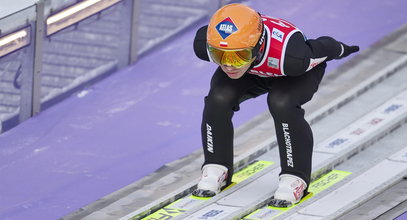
[192,189,216,198]
[268,192,313,208]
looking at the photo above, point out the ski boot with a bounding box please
[269,174,307,208]
[192,164,228,197]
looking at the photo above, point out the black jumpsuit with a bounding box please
[193,22,345,187]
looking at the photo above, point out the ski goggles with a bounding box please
[207,44,256,68]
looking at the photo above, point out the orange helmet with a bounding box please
[207,3,265,68]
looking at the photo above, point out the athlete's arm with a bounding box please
[284,32,359,76]
[193,25,210,61]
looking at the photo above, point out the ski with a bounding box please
[244,169,352,220]
[136,160,274,220]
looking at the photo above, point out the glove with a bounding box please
[335,42,359,59]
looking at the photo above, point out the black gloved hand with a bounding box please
[336,42,359,59]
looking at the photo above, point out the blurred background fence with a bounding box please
[0,0,233,133]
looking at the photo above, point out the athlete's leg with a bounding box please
[202,67,262,185]
[267,63,326,186]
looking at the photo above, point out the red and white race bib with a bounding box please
[249,16,303,77]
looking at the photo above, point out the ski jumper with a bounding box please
[193,15,344,187]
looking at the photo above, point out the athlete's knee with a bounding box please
[205,89,238,110]
[267,93,297,116]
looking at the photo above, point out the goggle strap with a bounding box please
[252,18,266,59]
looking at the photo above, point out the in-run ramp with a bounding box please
[64,21,407,220]
[169,74,407,220]
[117,43,407,220]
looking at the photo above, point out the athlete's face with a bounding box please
[220,62,252,79]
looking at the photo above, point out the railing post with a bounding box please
[129,0,140,64]
[32,0,44,116]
